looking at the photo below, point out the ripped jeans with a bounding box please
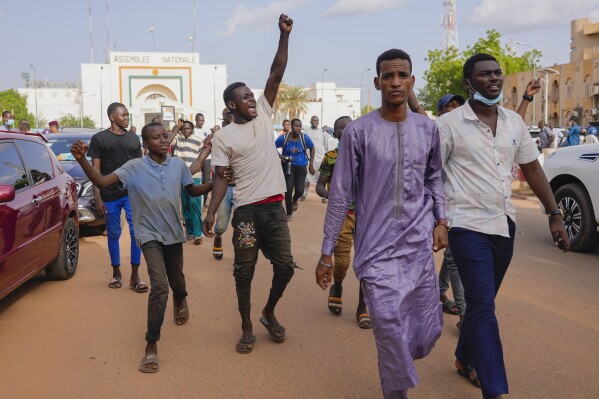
[231,201,296,313]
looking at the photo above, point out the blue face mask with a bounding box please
[467,80,503,106]
[6,118,14,126]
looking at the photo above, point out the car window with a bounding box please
[0,142,30,190]
[47,138,92,161]
[17,141,54,185]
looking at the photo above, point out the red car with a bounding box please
[0,131,79,300]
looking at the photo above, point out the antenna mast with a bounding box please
[442,0,459,51]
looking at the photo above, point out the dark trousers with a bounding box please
[448,217,515,398]
[141,241,187,343]
[283,164,307,216]
[231,202,296,314]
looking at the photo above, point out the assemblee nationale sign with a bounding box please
[111,52,199,65]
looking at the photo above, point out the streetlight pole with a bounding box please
[213,66,218,126]
[147,25,156,51]
[360,68,371,114]
[516,41,538,126]
[29,64,38,129]
[321,68,327,126]
[538,67,560,124]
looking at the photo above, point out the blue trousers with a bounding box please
[214,185,234,235]
[105,195,142,267]
[448,217,515,398]
[181,177,203,238]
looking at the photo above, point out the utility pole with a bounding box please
[88,0,94,63]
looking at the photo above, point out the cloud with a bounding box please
[223,0,307,36]
[322,0,410,18]
[469,0,599,32]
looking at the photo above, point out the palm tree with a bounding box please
[273,81,289,122]
[279,85,309,120]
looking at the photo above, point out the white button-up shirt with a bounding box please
[437,102,539,237]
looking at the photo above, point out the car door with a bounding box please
[0,142,40,297]
[16,140,64,266]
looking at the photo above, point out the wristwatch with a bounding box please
[547,209,564,219]
[523,94,534,102]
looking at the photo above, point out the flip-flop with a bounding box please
[442,299,459,315]
[328,285,343,316]
[174,301,189,325]
[129,279,149,293]
[356,313,372,329]
[259,316,286,343]
[139,353,159,373]
[236,335,256,354]
[108,277,122,289]
[456,363,482,388]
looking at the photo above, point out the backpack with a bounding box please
[282,132,308,157]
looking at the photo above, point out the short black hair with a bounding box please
[141,122,164,142]
[223,82,247,105]
[195,113,204,119]
[376,49,412,75]
[107,102,126,117]
[283,119,290,124]
[334,116,351,129]
[569,115,579,124]
[463,53,498,80]
[291,118,301,126]
[182,120,194,129]
[2,110,12,118]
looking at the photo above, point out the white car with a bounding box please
[541,143,599,252]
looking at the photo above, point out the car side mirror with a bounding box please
[0,185,16,203]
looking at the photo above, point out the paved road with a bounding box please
[1,197,598,399]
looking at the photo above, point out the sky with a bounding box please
[1,0,597,108]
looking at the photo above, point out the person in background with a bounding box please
[563,115,581,146]
[1,111,15,131]
[302,115,337,203]
[585,126,598,144]
[278,119,291,136]
[18,119,31,133]
[49,120,59,133]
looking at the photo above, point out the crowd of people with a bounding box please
[58,13,580,399]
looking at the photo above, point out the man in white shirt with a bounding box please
[204,14,296,355]
[437,53,570,399]
[302,115,337,202]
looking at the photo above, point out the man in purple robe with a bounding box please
[315,49,448,399]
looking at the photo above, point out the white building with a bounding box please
[303,82,361,127]
[18,86,81,127]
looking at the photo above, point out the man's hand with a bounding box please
[70,140,88,160]
[223,167,235,184]
[525,79,541,97]
[550,217,571,252]
[203,212,216,238]
[95,196,106,218]
[309,165,316,175]
[177,118,184,128]
[315,255,333,290]
[278,14,293,33]
[432,225,448,252]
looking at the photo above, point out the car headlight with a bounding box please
[81,181,94,197]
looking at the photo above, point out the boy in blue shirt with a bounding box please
[275,118,315,220]
[70,122,213,374]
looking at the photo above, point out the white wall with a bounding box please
[18,87,81,128]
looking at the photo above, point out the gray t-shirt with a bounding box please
[114,155,193,247]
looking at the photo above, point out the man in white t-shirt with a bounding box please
[204,14,295,355]
[302,115,337,202]
[193,113,212,206]
[549,122,564,149]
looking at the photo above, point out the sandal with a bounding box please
[456,359,482,388]
[236,335,256,354]
[174,300,190,325]
[139,353,159,373]
[108,277,122,289]
[129,279,149,293]
[259,316,286,343]
[442,299,459,315]
[356,313,372,329]
[328,285,343,316]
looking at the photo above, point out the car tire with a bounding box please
[46,218,79,280]
[555,183,599,252]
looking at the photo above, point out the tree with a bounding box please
[278,85,310,119]
[417,30,542,111]
[0,89,35,125]
[59,114,96,128]
[361,105,375,115]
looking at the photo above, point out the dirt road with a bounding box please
[1,197,598,398]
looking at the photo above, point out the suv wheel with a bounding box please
[46,218,79,279]
[555,183,599,252]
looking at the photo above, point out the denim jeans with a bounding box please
[181,177,203,238]
[438,246,465,316]
[104,195,141,267]
[283,164,307,216]
[231,201,296,313]
[448,217,515,398]
[141,241,187,343]
[214,185,234,235]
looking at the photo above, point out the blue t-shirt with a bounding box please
[567,125,580,146]
[275,133,314,166]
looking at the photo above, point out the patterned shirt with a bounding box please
[538,127,554,149]
[319,148,355,211]
[437,101,539,237]
[172,132,203,178]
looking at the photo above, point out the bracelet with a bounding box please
[318,259,333,269]
[522,94,534,102]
